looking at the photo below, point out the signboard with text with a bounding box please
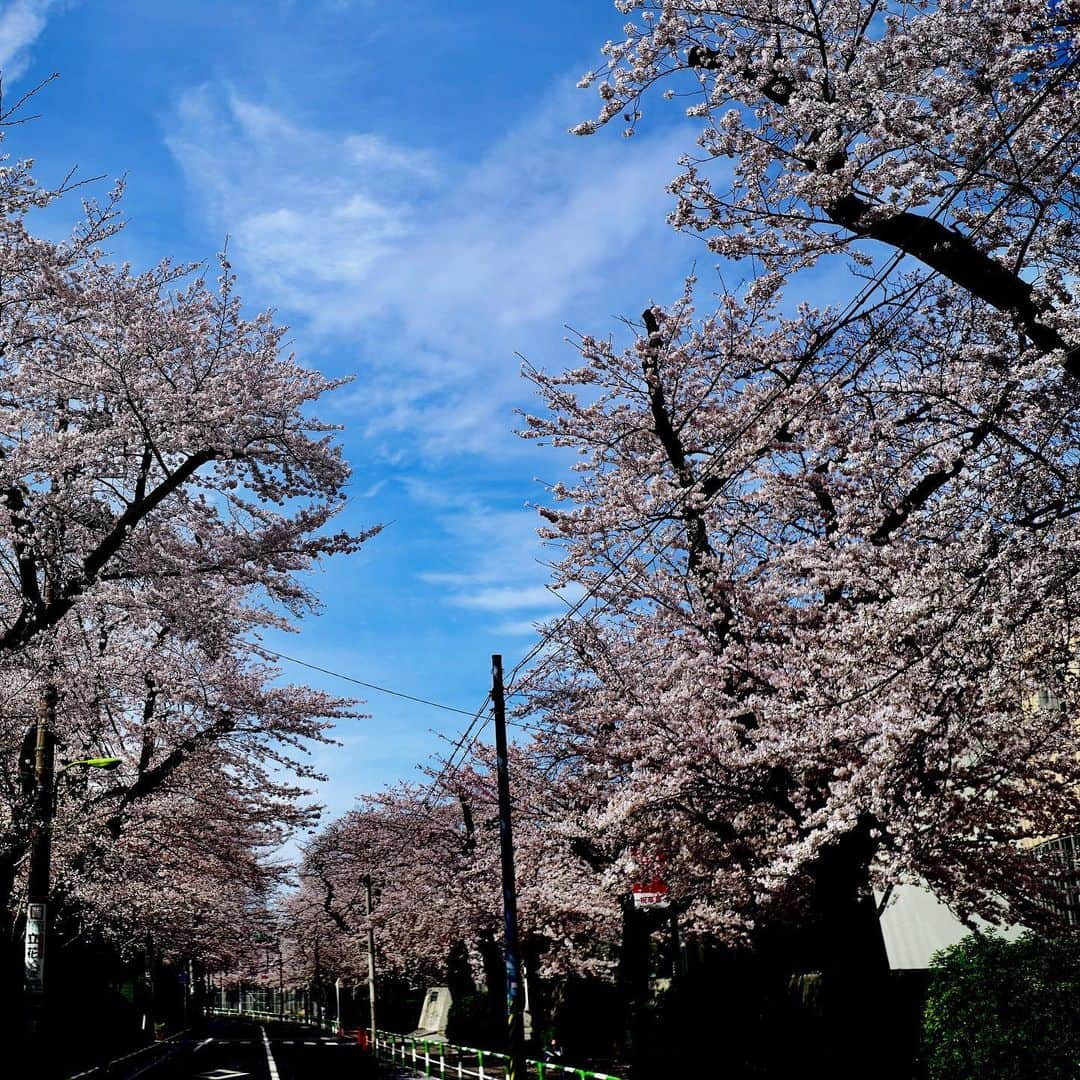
[631,878,670,909]
[25,902,45,992]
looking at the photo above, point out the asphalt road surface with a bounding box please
[128,1017,382,1080]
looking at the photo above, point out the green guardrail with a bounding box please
[373,1028,622,1080]
[208,1007,621,1079]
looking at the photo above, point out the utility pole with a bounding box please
[277,938,284,1021]
[313,936,322,1030]
[365,874,377,1049]
[24,685,57,1037]
[22,673,118,1044]
[492,655,526,1080]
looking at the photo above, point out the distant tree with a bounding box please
[286,754,621,1010]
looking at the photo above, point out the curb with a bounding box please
[66,1027,193,1080]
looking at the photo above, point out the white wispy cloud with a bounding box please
[166,78,693,455]
[406,478,570,629]
[166,74,697,633]
[0,0,59,83]
[446,584,562,613]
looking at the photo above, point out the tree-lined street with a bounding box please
[1,1,1078,1077]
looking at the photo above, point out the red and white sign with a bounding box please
[631,877,670,909]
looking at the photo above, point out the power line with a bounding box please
[418,693,494,812]
[293,55,1077,821]
[426,53,1080,790]
[254,646,489,720]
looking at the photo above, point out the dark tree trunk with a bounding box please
[0,854,20,1033]
[617,895,653,1078]
[476,929,506,1041]
[522,932,549,1045]
[800,819,893,1079]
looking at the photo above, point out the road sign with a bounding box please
[632,890,671,908]
[631,878,670,909]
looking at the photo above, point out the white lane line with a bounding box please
[260,1026,281,1080]
[304,1040,316,1046]
[194,1038,214,1053]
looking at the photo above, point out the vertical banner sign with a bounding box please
[25,902,45,993]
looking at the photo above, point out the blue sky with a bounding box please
[0,0,710,825]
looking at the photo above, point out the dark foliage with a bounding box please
[923,932,1080,1080]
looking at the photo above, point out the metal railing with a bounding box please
[65,1028,192,1080]
[208,1005,623,1079]
[374,1029,622,1080]
[209,1003,339,1034]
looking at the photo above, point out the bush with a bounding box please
[923,932,1080,1079]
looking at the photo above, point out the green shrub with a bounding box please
[923,931,1080,1079]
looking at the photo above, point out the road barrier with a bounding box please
[65,1028,192,1079]
[373,1028,622,1080]
[208,1006,622,1079]
[210,1004,339,1034]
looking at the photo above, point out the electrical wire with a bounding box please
[271,54,1079,821]
[421,51,1080,796]
[254,645,487,719]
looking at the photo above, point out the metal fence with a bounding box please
[1034,833,1080,926]
[374,1029,622,1080]
[210,1003,339,1033]
[208,1005,622,1080]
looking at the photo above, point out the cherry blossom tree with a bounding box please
[289,791,484,988]
[521,270,1080,1071]
[287,755,622,1038]
[575,0,1078,375]
[549,11,1080,1067]
[0,116,375,1013]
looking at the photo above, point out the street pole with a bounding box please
[492,655,526,1080]
[24,685,57,1037]
[22,676,118,1045]
[278,938,284,1021]
[313,936,322,1031]
[365,874,377,1049]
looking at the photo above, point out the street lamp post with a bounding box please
[23,686,120,1037]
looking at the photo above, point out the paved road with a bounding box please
[123,1017,379,1080]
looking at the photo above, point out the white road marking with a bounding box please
[304,1040,316,1046]
[259,1026,281,1080]
[195,1039,214,1053]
